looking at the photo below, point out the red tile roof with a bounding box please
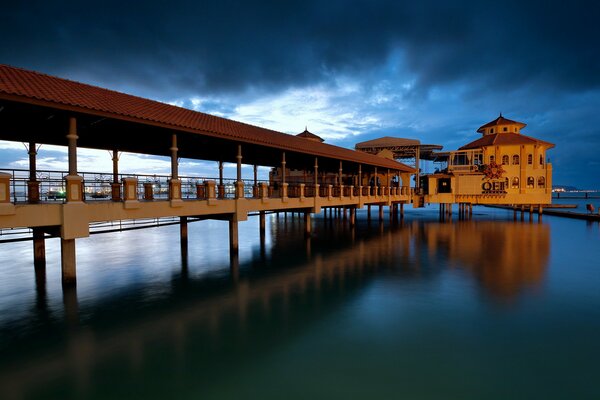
[477,115,526,133]
[0,64,413,172]
[459,132,555,150]
[296,128,324,142]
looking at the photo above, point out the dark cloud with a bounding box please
[3,0,599,98]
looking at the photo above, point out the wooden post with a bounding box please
[218,161,224,198]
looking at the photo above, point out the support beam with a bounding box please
[33,228,46,268]
[259,211,266,236]
[61,238,76,287]
[180,216,188,253]
[229,217,239,255]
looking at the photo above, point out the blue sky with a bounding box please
[2,0,599,188]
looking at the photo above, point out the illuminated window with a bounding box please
[538,176,545,188]
[512,177,520,188]
[527,154,533,164]
[512,155,520,165]
[527,176,535,188]
[502,155,509,165]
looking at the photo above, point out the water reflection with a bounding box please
[0,215,551,399]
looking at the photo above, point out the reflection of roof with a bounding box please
[355,136,443,160]
[296,128,324,142]
[460,133,555,150]
[477,115,527,133]
[0,64,413,171]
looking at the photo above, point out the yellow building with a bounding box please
[421,115,554,206]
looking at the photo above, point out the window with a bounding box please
[539,155,544,166]
[512,177,520,188]
[514,127,517,132]
[538,176,546,188]
[502,155,509,165]
[490,128,494,134]
[527,176,535,188]
[503,127,508,132]
[527,154,533,165]
[512,155,520,165]
[490,155,495,163]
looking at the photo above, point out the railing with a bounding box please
[0,168,415,204]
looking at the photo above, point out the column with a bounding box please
[281,152,288,199]
[111,149,121,201]
[379,204,384,221]
[27,142,40,203]
[253,165,258,197]
[169,133,182,202]
[218,161,225,198]
[65,117,83,203]
[235,144,244,198]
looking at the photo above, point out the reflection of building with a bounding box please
[421,115,554,205]
[418,220,550,300]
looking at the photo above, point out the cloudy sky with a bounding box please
[2,0,599,188]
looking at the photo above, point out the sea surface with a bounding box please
[1,205,599,399]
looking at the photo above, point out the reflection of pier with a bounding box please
[0,221,409,399]
[0,217,551,398]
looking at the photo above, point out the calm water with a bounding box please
[1,205,600,399]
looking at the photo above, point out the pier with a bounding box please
[0,65,414,287]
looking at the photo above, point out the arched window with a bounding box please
[538,176,546,188]
[490,155,495,163]
[539,155,544,166]
[527,176,535,188]
[512,177,520,188]
[502,155,509,165]
[512,155,520,165]
[527,154,533,164]
[490,128,494,134]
